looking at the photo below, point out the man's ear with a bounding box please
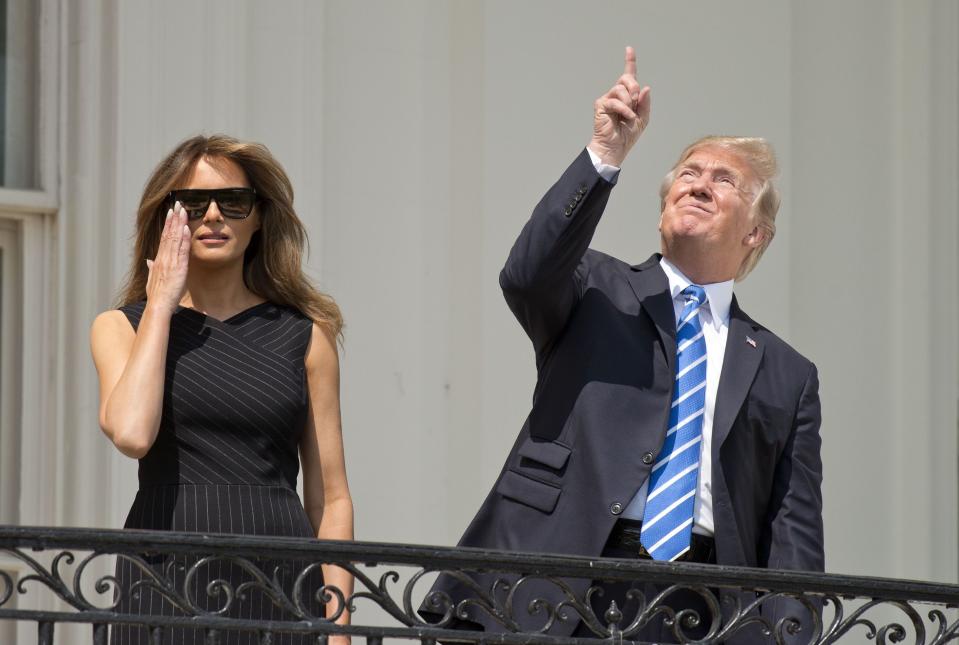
[744,225,765,248]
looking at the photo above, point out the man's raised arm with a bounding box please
[500,47,651,358]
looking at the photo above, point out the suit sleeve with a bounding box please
[761,362,825,642]
[766,362,824,570]
[499,149,616,360]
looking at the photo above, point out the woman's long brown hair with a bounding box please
[116,134,343,340]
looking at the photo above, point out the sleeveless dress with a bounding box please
[112,301,325,645]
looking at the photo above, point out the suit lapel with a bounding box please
[625,258,762,449]
[712,297,764,448]
[625,255,676,372]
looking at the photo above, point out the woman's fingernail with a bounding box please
[174,201,182,212]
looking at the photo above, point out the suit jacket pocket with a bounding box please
[497,470,562,513]
[518,438,572,469]
[516,438,571,488]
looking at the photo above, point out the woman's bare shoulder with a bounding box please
[91,309,133,333]
[90,310,136,363]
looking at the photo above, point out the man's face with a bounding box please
[659,145,763,279]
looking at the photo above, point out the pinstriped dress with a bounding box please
[112,301,325,645]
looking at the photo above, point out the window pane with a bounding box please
[0,0,39,189]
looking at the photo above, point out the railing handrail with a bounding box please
[1,524,956,604]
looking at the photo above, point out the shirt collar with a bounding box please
[659,257,734,330]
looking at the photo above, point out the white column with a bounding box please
[56,0,123,530]
[790,0,958,581]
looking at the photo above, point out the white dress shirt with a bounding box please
[586,147,621,182]
[618,258,733,535]
[586,149,735,535]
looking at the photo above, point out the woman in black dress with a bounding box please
[90,135,353,644]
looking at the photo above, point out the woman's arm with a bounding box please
[300,322,354,634]
[90,206,190,458]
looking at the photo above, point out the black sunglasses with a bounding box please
[167,188,257,220]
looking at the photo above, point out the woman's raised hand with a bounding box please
[145,203,191,316]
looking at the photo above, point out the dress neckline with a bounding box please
[176,301,272,324]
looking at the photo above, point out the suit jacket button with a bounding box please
[563,207,572,217]
[610,502,623,515]
[642,452,654,465]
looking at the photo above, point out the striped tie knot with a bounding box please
[682,284,707,307]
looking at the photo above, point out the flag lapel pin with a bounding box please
[746,336,757,348]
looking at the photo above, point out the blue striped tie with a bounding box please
[640,285,708,561]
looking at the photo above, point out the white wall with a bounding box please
[50,0,958,591]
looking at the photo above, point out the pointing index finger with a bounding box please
[623,46,637,79]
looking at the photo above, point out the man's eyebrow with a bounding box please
[679,160,743,179]
[696,163,745,182]
[712,165,742,179]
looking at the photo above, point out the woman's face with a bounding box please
[178,156,261,267]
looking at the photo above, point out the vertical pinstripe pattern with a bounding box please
[111,302,325,645]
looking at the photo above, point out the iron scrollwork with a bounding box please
[1,527,959,643]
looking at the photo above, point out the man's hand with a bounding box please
[588,46,651,167]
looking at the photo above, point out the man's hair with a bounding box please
[658,136,781,281]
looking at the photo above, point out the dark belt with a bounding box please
[606,518,716,564]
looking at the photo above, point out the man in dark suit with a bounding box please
[425,47,823,643]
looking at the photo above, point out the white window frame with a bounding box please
[0,3,59,643]
[0,0,60,528]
